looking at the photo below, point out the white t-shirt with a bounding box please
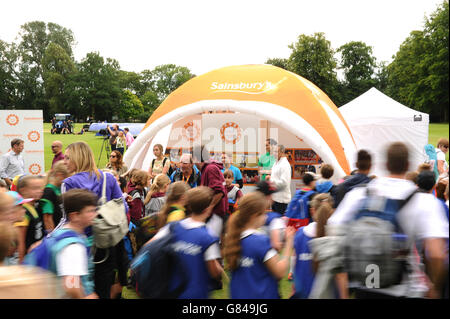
[328,176,449,297]
[271,157,292,204]
[436,148,449,177]
[56,243,88,277]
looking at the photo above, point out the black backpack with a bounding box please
[129,222,188,299]
[152,157,174,178]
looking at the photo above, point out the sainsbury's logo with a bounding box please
[210,81,278,95]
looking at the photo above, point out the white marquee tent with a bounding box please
[339,87,429,177]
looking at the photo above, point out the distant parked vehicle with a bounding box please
[52,114,73,134]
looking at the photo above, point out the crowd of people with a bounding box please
[0,136,448,299]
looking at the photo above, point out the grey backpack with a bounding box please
[92,170,128,250]
[343,188,418,288]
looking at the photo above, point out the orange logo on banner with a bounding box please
[29,164,42,175]
[27,131,40,142]
[182,122,200,142]
[6,114,19,126]
[220,122,241,144]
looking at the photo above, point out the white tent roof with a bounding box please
[339,87,429,177]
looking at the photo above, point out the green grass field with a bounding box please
[42,122,448,299]
[43,122,449,171]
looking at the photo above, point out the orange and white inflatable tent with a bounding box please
[124,64,357,180]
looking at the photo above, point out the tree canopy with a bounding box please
[0,1,448,123]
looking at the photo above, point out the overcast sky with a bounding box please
[0,0,444,75]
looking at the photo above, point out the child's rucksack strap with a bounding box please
[358,187,420,232]
[48,229,88,272]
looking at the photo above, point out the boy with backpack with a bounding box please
[284,172,318,281]
[13,175,44,263]
[285,172,318,230]
[25,189,99,299]
[328,142,449,299]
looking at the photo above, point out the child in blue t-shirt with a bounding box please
[151,186,223,299]
[255,180,287,252]
[292,193,348,299]
[223,191,296,299]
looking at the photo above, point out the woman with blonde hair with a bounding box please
[105,150,128,176]
[223,191,296,299]
[61,141,128,299]
[144,173,171,216]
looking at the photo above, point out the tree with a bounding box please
[118,70,142,95]
[374,61,389,92]
[7,21,77,116]
[42,43,76,118]
[0,40,20,108]
[386,1,448,122]
[265,58,288,70]
[18,21,75,69]
[141,64,195,102]
[118,90,144,121]
[337,41,377,104]
[67,52,122,121]
[287,33,339,102]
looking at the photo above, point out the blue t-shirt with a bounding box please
[230,231,279,299]
[169,221,219,299]
[293,225,315,299]
[221,165,242,184]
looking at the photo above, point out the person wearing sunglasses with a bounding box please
[436,138,449,179]
[106,151,128,176]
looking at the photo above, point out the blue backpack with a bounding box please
[285,190,316,220]
[129,222,188,299]
[424,144,439,181]
[24,229,88,273]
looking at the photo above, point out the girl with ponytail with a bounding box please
[156,181,190,230]
[144,174,170,216]
[291,193,348,298]
[223,191,296,299]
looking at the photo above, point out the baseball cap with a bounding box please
[6,191,33,206]
[256,180,278,196]
[417,170,436,192]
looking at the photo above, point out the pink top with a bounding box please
[125,132,135,147]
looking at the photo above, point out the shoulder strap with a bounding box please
[163,157,167,166]
[151,159,156,169]
[397,189,420,211]
[101,170,107,205]
[305,190,316,198]
[23,203,39,219]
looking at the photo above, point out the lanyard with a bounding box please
[182,173,191,184]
